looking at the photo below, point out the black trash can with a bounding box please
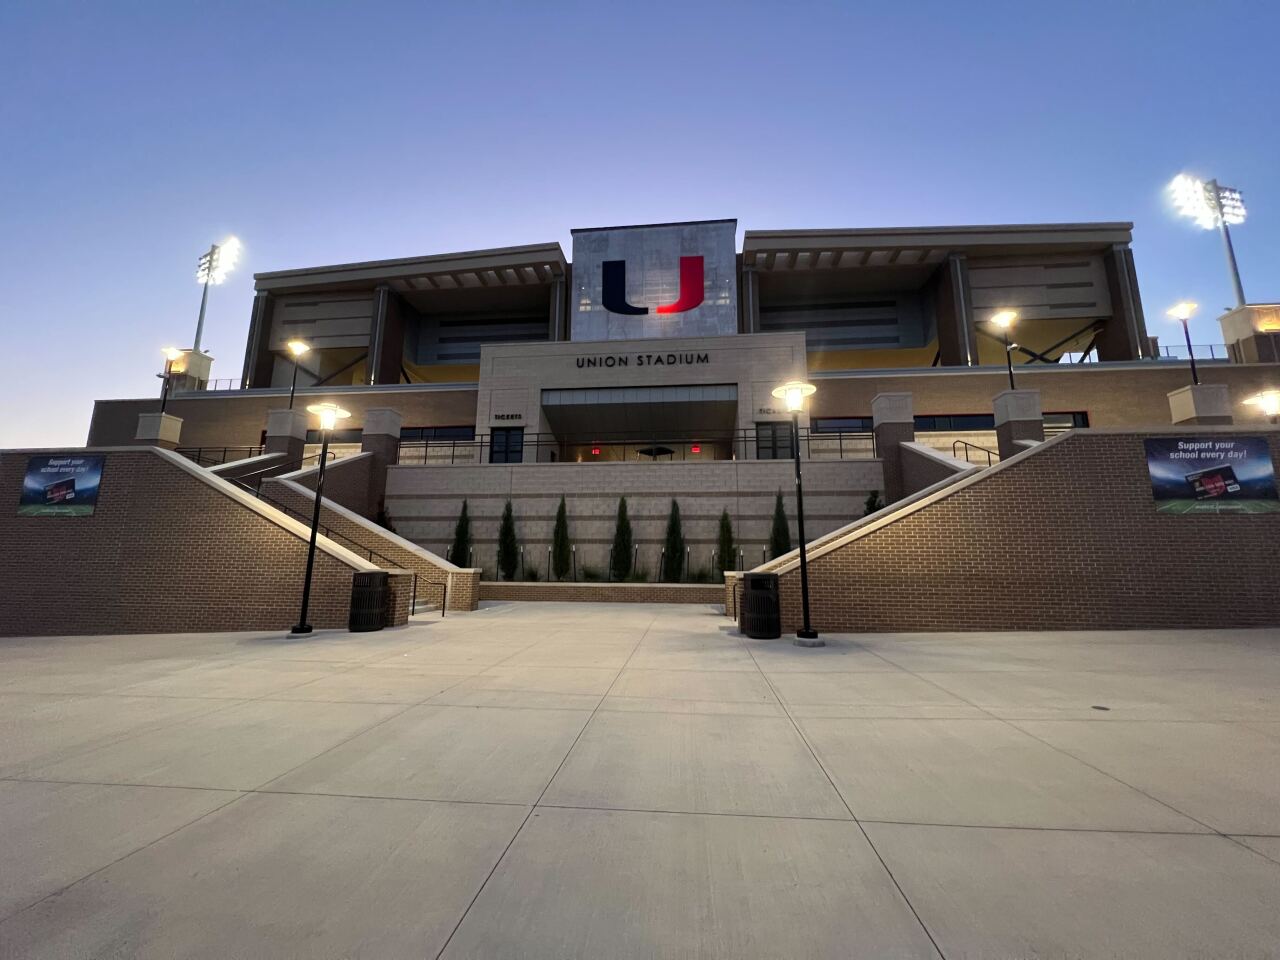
[739,572,781,639]
[349,571,389,632]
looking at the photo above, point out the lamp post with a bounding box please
[192,237,242,353]
[290,401,351,636]
[1166,302,1199,385]
[157,347,184,413]
[771,380,821,647]
[286,339,311,409]
[1169,175,1247,309]
[1244,390,1280,425]
[989,310,1018,390]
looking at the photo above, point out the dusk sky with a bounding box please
[2,1,1277,448]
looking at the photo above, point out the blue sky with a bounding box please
[1,0,1277,447]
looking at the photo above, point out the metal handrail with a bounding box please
[951,439,997,466]
[397,428,876,465]
[229,451,335,492]
[228,474,448,619]
[176,445,265,466]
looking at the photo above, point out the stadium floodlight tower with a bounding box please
[192,237,243,353]
[1169,175,1248,308]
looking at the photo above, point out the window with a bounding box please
[755,422,794,460]
[811,417,873,433]
[304,428,363,443]
[913,414,995,432]
[489,427,525,464]
[1044,412,1090,429]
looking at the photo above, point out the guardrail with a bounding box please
[951,439,998,466]
[176,445,264,466]
[398,429,876,465]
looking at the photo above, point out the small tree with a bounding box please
[450,499,472,567]
[863,490,885,516]
[661,499,686,582]
[769,490,792,559]
[551,495,571,581]
[716,509,736,575]
[610,496,633,581]
[497,499,519,581]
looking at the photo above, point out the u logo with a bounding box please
[601,256,704,315]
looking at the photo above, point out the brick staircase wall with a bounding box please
[0,447,411,636]
[764,428,1280,633]
[263,476,480,612]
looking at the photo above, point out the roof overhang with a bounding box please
[742,222,1134,272]
[254,242,568,295]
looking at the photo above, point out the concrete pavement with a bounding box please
[1,603,1279,958]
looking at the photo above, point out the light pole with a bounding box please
[771,379,821,647]
[989,310,1018,390]
[1166,302,1199,385]
[286,339,311,409]
[193,237,242,353]
[290,401,351,636]
[1170,175,1248,309]
[1244,390,1280,425]
[157,347,184,413]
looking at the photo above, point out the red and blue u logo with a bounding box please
[601,256,704,315]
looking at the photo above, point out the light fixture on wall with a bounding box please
[1166,302,1200,385]
[770,379,820,646]
[291,402,351,636]
[1244,390,1280,424]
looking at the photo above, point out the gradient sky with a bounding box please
[2,1,1277,448]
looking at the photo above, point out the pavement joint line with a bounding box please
[859,646,1235,842]
[431,617,658,960]
[732,630,947,960]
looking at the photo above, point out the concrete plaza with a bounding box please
[1,603,1279,958]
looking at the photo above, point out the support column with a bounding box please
[369,285,406,385]
[241,292,276,389]
[872,393,914,504]
[933,254,976,366]
[135,413,182,450]
[993,390,1044,460]
[264,408,308,465]
[742,264,760,334]
[1098,245,1149,360]
[1167,385,1233,425]
[548,276,566,341]
[361,407,402,520]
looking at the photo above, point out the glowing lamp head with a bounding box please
[1244,390,1280,418]
[162,347,184,362]
[286,339,311,358]
[771,380,817,413]
[195,236,243,285]
[989,310,1018,330]
[591,447,601,456]
[306,401,351,433]
[1166,301,1197,323]
[1169,175,1246,230]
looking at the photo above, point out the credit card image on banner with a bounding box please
[1185,466,1241,499]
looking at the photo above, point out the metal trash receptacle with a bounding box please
[349,571,389,632]
[739,572,781,639]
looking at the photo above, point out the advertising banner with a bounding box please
[1144,437,1279,514]
[18,455,106,517]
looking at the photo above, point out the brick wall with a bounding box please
[480,582,723,604]
[900,442,974,497]
[0,448,398,636]
[770,428,1280,632]
[284,453,375,517]
[263,476,480,612]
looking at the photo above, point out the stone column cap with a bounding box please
[363,407,403,438]
[265,407,309,441]
[993,389,1042,426]
[1167,383,1232,424]
[871,392,913,426]
[135,412,182,445]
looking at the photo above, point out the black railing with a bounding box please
[397,428,875,465]
[227,475,448,619]
[225,451,335,493]
[951,439,998,466]
[176,445,264,466]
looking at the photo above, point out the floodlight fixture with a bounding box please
[1168,174,1248,307]
[191,236,243,353]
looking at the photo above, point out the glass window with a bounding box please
[811,417,873,433]
[755,422,794,460]
[489,427,525,464]
[400,425,476,442]
[304,428,363,443]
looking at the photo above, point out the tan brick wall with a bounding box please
[262,476,480,612]
[771,429,1280,632]
[0,448,383,636]
[480,582,723,604]
[284,453,375,517]
[900,443,972,497]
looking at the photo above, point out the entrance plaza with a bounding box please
[2,603,1279,958]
